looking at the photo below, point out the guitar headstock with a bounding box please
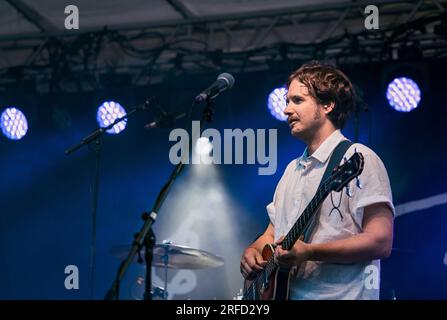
[329,151,364,193]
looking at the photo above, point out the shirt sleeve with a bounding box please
[266,197,276,226]
[348,152,395,228]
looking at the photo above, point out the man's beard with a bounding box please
[293,107,323,143]
[313,106,322,121]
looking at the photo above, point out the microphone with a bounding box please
[194,73,235,102]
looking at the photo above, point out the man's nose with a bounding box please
[284,104,292,116]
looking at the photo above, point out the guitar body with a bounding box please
[243,244,292,300]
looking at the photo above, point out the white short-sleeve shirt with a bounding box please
[266,130,394,300]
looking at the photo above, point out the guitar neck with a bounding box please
[282,182,330,250]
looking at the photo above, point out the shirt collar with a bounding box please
[299,130,347,165]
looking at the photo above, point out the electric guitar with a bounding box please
[242,151,364,300]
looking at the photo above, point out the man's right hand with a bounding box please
[240,247,267,280]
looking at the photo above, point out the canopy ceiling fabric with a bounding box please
[0,0,446,89]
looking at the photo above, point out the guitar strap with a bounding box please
[318,139,353,190]
[302,139,353,241]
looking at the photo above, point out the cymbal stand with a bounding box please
[161,240,172,300]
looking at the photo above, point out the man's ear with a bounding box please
[323,102,335,114]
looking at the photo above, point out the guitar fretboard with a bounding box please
[282,182,330,250]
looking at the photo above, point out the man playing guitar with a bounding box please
[240,62,394,300]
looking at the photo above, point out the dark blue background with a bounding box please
[1,59,446,299]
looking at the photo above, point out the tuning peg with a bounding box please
[356,176,363,189]
[345,185,352,198]
[343,156,348,163]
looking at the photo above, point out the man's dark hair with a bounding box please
[287,61,356,129]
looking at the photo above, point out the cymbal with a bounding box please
[111,243,224,269]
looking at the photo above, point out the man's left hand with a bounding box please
[274,235,313,267]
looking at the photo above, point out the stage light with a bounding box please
[195,137,213,156]
[1,107,28,140]
[386,77,421,112]
[267,87,288,121]
[96,101,127,134]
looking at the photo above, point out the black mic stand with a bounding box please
[105,97,215,300]
[65,97,156,299]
